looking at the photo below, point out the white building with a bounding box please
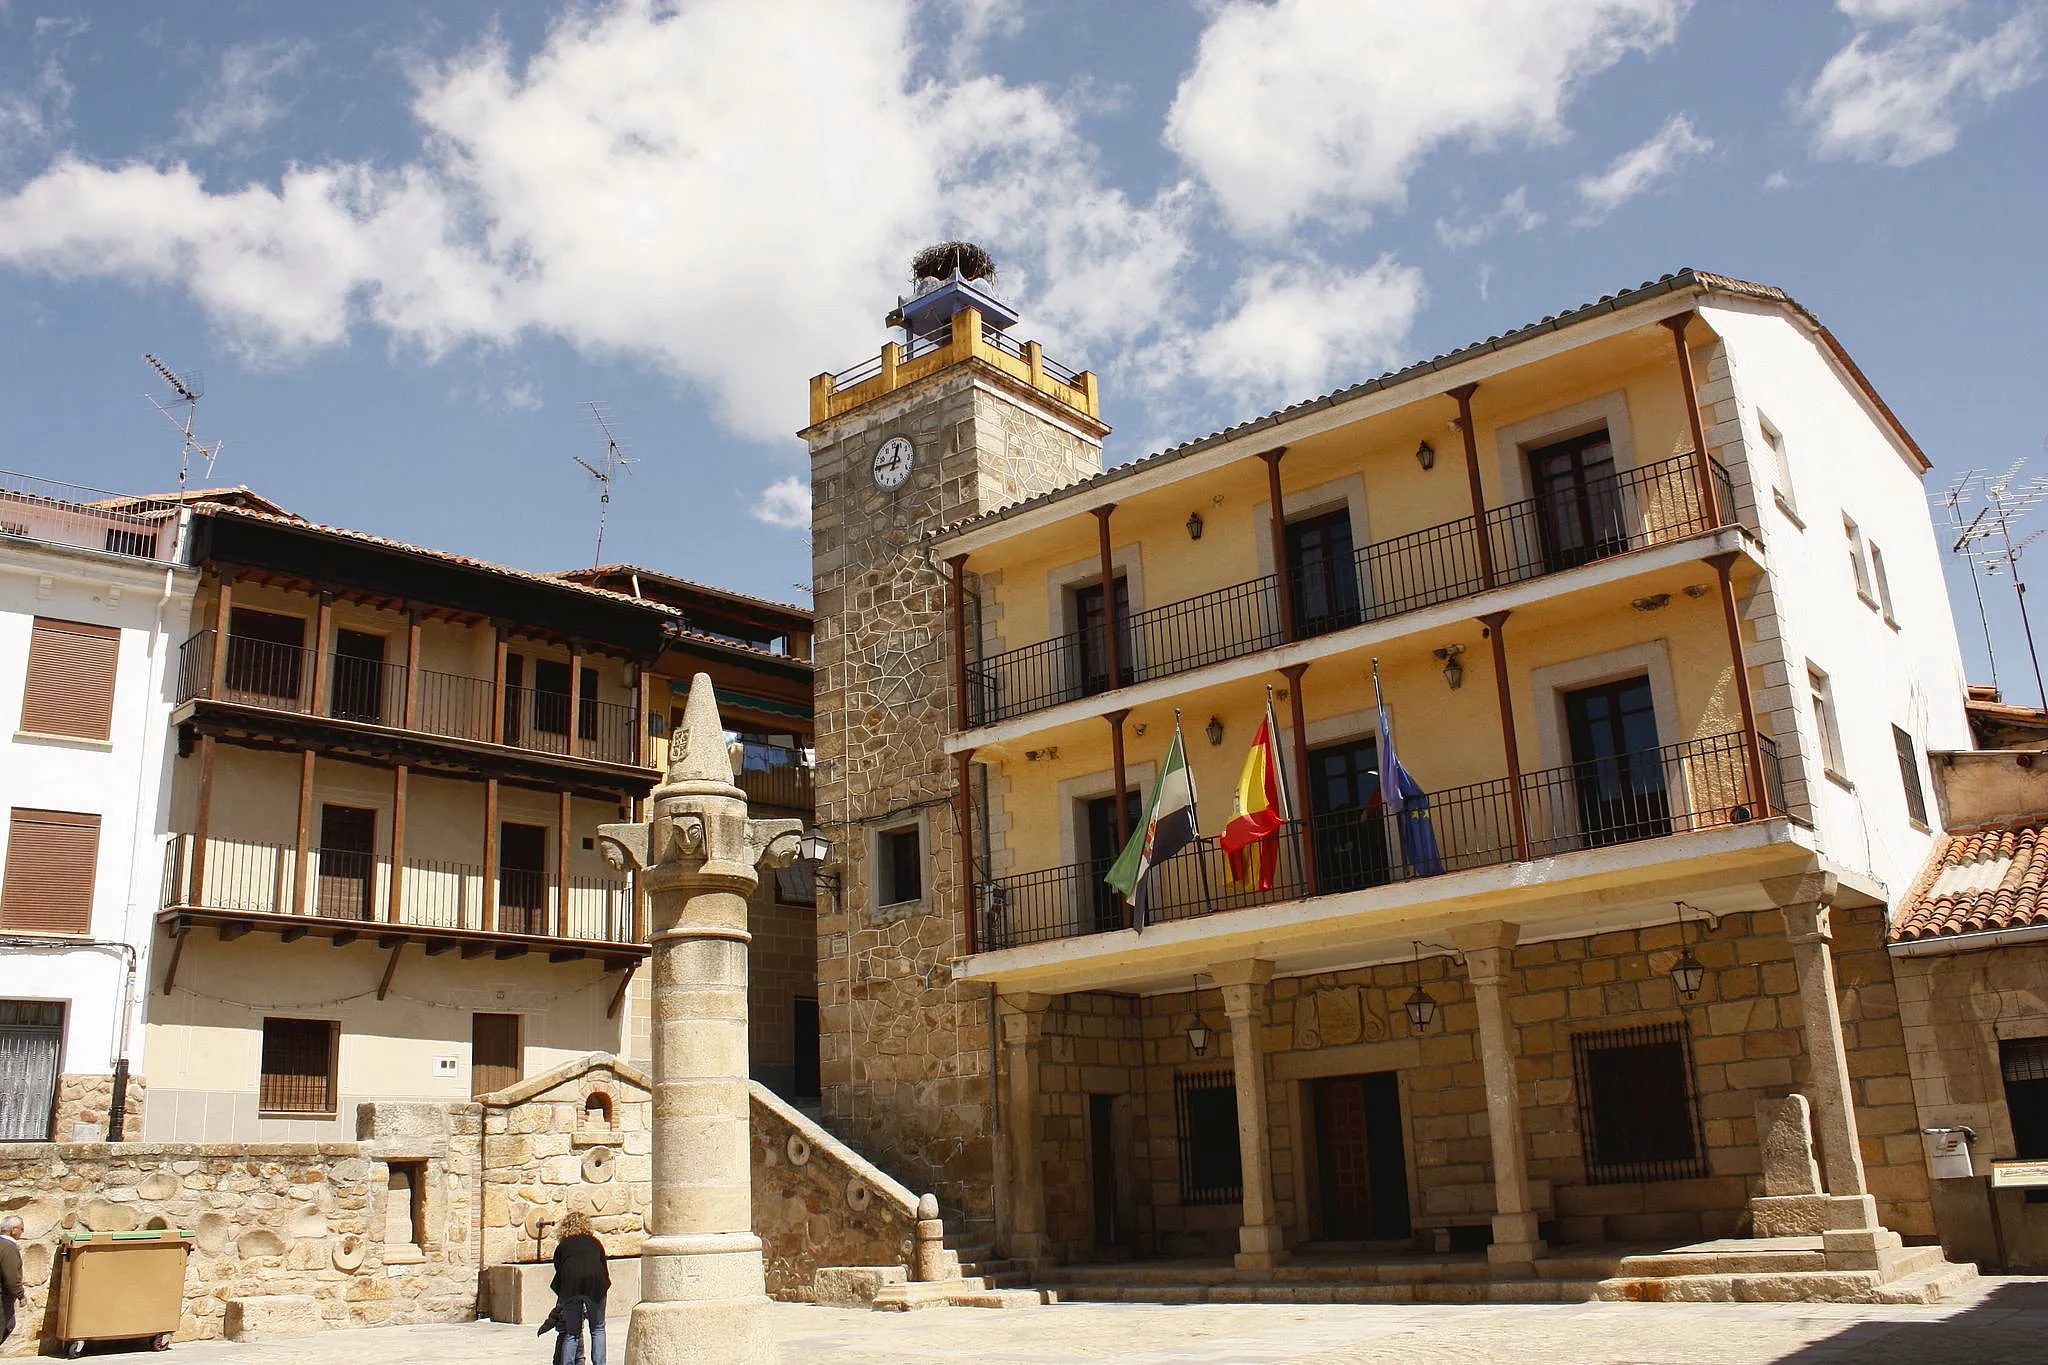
[0,474,196,1141]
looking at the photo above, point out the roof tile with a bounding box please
[1892,817,2048,942]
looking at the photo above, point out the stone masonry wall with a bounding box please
[749,876,817,1098]
[0,1125,476,1354]
[478,1058,650,1267]
[750,1083,920,1299]
[51,1073,147,1144]
[1109,906,1924,1261]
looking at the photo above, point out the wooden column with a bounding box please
[1707,551,1770,816]
[190,735,217,896]
[403,609,423,729]
[557,789,573,938]
[207,572,235,695]
[490,624,509,745]
[311,589,336,715]
[1258,449,1297,643]
[1106,710,1131,926]
[1449,384,1495,589]
[292,750,316,916]
[388,765,409,923]
[1092,505,1121,689]
[1662,312,1723,526]
[947,553,972,729]
[567,646,585,759]
[1278,664,1317,895]
[629,663,644,766]
[1478,610,1530,860]
[483,778,501,931]
[954,749,978,956]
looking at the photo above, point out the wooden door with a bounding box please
[1313,1072,1410,1240]
[498,822,548,934]
[1307,738,1390,891]
[0,1001,62,1140]
[471,1012,521,1097]
[1528,430,1623,572]
[1286,508,1362,637]
[224,608,306,703]
[1564,676,1671,846]
[316,805,376,920]
[330,630,386,723]
[1072,577,1130,696]
[1083,790,1141,932]
[1089,1092,1124,1250]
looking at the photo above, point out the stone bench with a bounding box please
[1418,1182,1554,1252]
[479,1256,642,1324]
[225,1296,323,1343]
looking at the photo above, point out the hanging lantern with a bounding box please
[1670,948,1706,1000]
[1403,983,1437,1033]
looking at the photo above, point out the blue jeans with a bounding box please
[553,1294,605,1365]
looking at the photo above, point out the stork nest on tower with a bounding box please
[912,241,995,284]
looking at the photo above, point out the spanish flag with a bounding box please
[1220,706,1286,890]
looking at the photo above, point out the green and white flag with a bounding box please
[1105,719,1199,929]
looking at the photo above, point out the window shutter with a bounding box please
[20,617,119,740]
[259,1018,338,1113]
[0,809,102,934]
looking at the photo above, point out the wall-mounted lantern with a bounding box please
[1433,644,1465,691]
[1415,440,1436,471]
[1186,511,1205,540]
[1205,715,1225,747]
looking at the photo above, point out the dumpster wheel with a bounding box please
[63,1340,82,1358]
[154,1334,172,1351]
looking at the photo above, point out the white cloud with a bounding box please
[1799,8,2043,165]
[1574,113,1714,221]
[1165,0,1688,237]
[1762,169,1795,191]
[177,40,313,148]
[1183,256,1425,412]
[501,382,542,411]
[1434,186,1546,249]
[1836,0,1960,23]
[0,0,1202,447]
[750,475,810,530]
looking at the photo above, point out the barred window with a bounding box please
[2003,1037,2048,1162]
[259,1017,338,1115]
[1571,1021,1708,1184]
[1174,1069,1242,1206]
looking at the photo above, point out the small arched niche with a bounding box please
[583,1090,615,1129]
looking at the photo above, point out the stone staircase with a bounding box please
[1036,1250,1627,1305]
[1593,1235,1978,1304]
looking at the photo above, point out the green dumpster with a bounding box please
[53,1229,193,1356]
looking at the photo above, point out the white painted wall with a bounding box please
[1706,301,1972,912]
[0,530,196,1096]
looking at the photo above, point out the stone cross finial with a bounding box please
[594,673,799,1365]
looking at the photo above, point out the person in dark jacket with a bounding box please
[549,1211,609,1365]
[0,1215,26,1344]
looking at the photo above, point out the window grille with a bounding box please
[1570,1020,1709,1184]
[2002,1037,2048,1083]
[1174,1069,1242,1206]
[259,1017,337,1114]
[102,527,157,558]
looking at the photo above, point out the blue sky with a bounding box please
[0,0,2043,695]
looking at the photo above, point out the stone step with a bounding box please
[1616,1249,1831,1277]
[1869,1261,1979,1305]
[1048,1279,1600,1306]
[871,1276,989,1311]
[1878,1245,1950,1282]
[1595,1270,1887,1303]
[945,1289,1051,1310]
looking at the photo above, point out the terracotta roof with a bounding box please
[198,504,680,616]
[557,562,812,621]
[934,268,1928,542]
[94,486,297,518]
[1893,818,2048,942]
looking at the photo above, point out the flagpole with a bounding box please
[1178,710,1217,914]
[1266,682,1302,898]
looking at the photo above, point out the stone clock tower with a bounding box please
[804,246,1107,1232]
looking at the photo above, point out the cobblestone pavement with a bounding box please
[150,1278,2048,1365]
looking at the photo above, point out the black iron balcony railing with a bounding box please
[975,730,1784,952]
[966,452,1735,727]
[177,629,642,766]
[161,835,634,943]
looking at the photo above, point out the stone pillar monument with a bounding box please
[599,674,802,1365]
[1454,921,1544,1267]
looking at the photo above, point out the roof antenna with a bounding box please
[575,401,635,569]
[1945,460,2048,710]
[144,354,225,500]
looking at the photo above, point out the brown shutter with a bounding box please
[259,1018,338,1114]
[20,618,119,741]
[471,1012,522,1097]
[0,809,101,934]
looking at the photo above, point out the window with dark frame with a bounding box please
[1571,1021,1708,1183]
[1893,726,1928,827]
[2001,1038,2048,1162]
[20,616,120,740]
[224,608,306,701]
[1174,1069,1242,1206]
[878,825,922,906]
[259,1017,338,1115]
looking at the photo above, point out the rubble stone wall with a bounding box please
[749,1082,920,1298]
[50,1073,146,1143]
[477,1058,651,1268]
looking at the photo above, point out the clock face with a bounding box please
[871,435,915,491]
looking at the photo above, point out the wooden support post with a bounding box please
[159,924,188,996]
[948,554,972,729]
[1258,449,1296,643]
[1663,312,1724,526]
[1478,611,1529,860]
[629,662,644,767]
[955,749,978,956]
[1092,505,1121,690]
[606,963,638,1020]
[567,647,585,759]
[483,778,501,932]
[207,572,234,696]
[1707,551,1770,816]
[1449,384,1495,590]
[389,765,409,923]
[191,735,217,898]
[1279,664,1317,896]
[293,749,316,916]
[404,609,423,730]
[311,589,335,715]
[376,943,404,1001]
[490,624,509,745]
[1107,710,1131,926]
[557,789,573,938]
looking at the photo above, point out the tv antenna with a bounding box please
[1945,461,2048,709]
[575,401,635,568]
[143,353,225,498]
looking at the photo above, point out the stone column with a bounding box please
[1454,922,1544,1266]
[1764,872,1879,1230]
[1213,960,1284,1269]
[997,992,1052,1266]
[598,673,801,1365]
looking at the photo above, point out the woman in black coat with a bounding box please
[549,1212,609,1365]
